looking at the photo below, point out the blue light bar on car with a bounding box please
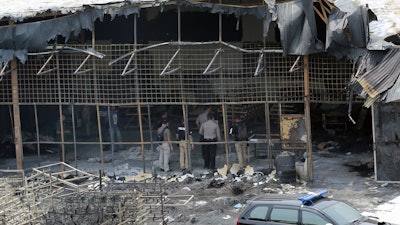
[298,190,328,204]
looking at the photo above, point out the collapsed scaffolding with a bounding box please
[0,164,193,225]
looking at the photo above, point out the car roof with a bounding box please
[246,193,338,209]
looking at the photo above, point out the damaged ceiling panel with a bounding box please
[0,0,325,66]
[275,0,324,55]
[0,0,400,64]
[327,0,400,105]
[0,0,151,21]
[326,6,369,60]
[329,0,400,50]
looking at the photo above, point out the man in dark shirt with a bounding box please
[157,119,173,172]
[229,115,249,168]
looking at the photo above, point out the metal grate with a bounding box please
[309,53,354,103]
[0,43,357,105]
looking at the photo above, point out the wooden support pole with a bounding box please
[8,20,23,170]
[90,26,105,174]
[133,14,146,172]
[11,57,23,169]
[303,55,313,182]
[222,104,230,167]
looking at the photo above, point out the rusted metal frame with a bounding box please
[160,48,181,76]
[203,48,223,75]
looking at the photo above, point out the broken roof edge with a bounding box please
[0,0,323,66]
[0,0,164,23]
[0,0,271,24]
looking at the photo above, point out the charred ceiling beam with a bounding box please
[313,0,335,24]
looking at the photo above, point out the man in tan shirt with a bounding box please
[199,112,221,170]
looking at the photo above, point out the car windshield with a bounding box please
[320,202,363,225]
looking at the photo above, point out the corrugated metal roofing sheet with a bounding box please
[353,49,400,104]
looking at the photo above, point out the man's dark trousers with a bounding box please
[202,138,217,169]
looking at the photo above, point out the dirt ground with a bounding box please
[152,149,400,225]
[1,128,399,225]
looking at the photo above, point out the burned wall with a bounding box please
[373,102,400,181]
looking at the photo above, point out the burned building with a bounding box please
[0,0,399,183]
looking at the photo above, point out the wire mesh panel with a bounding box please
[309,53,354,103]
[0,74,11,104]
[0,43,358,105]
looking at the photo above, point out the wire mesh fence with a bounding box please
[0,42,357,105]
